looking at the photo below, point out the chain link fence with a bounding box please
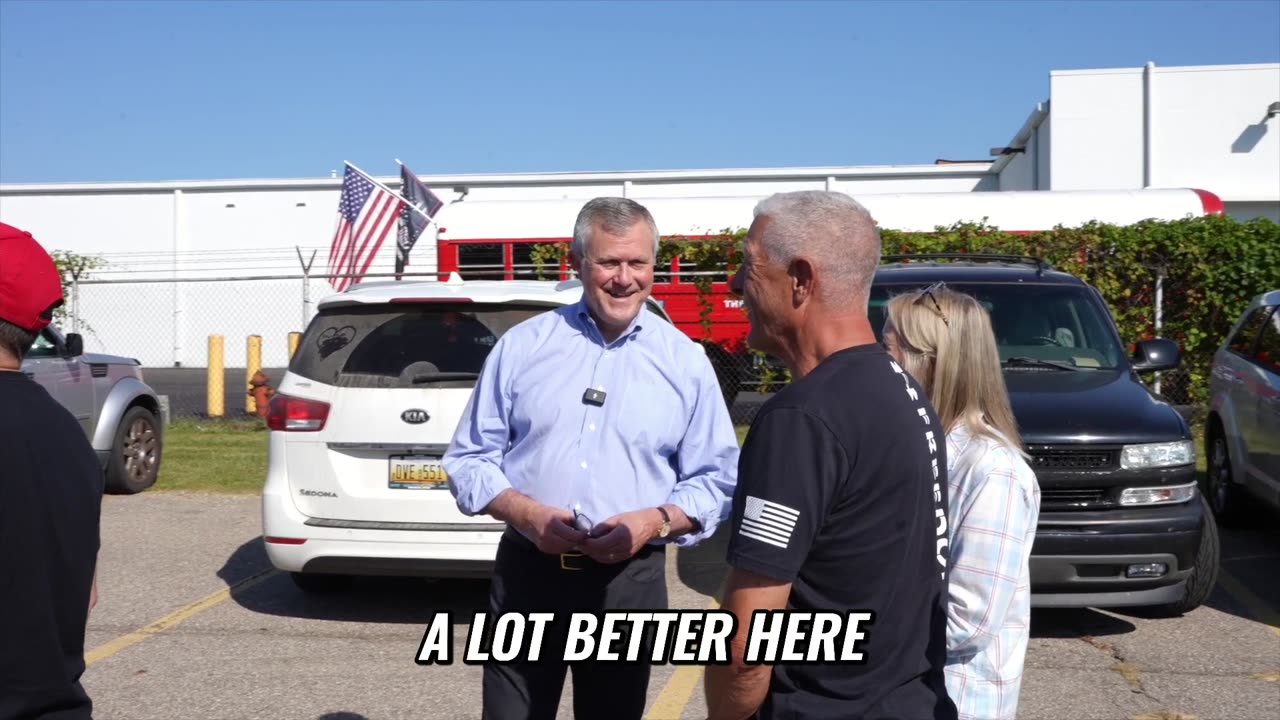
[1085,265,1213,424]
[70,271,387,419]
[65,269,1212,427]
[66,270,769,425]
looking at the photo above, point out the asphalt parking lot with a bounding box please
[83,493,1279,720]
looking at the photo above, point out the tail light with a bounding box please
[267,394,330,432]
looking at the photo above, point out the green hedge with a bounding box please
[876,214,1279,409]
[532,214,1280,409]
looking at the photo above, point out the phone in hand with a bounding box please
[572,506,610,538]
[572,506,594,534]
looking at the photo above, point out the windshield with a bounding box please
[290,302,558,389]
[870,282,1126,370]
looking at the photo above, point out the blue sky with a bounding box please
[1,0,1277,184]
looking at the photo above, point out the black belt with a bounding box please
[502,527,662,572]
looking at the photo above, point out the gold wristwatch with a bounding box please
[657,506,671,539]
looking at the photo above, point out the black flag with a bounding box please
[395,164,444,278]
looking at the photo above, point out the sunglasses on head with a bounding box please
[914,281,950,326]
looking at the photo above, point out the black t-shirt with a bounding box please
[726,344,957,720]
[0,371,102,720]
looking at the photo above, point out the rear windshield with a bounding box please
[290,302,557,389]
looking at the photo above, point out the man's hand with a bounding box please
[580,508,662,563]
[485,490,587,554]
[524,503,589,554]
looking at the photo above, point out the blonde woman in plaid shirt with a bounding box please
[882,283,1041,720]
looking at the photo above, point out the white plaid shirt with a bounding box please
[943,424,1041,720]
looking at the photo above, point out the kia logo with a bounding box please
[401,409,430,424]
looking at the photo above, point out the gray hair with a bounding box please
[752,190,881,308]
[571,197,660,259]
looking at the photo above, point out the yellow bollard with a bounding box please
[246,335,263,415]
[288,331,301,360]
[207,335,225,418]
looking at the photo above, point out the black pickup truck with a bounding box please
[862,254,1218,615]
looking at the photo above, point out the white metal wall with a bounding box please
[997,112,1053,192]
[1149,64,1280,201]
[0,167,993,278]
[1039,62,1280,218]
[0,166,993,368]
[1049,68,1149,191]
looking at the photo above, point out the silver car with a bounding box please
[1204,288,1280,524]
[21,324,164,494]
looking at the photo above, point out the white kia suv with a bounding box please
[261,274,677,592]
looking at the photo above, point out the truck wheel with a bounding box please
[104,405,162,494]
[1152,495,1220,617]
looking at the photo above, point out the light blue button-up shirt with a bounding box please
[443,298,740,547]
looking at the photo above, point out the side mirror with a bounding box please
[64,333,84,357]
[1131,338,1179,373]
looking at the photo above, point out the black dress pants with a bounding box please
[481,529,669,720]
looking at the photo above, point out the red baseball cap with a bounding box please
[0,222,64,332]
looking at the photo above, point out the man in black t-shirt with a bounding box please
[0,222,102,720]
[705,192,956,720]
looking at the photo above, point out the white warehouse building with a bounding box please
[0,61,1276,370]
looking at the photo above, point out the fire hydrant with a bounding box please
[248,370,276,417]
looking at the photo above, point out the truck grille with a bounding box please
[1029,448,1118,470]
[1028,447,1121,510]
[1040,487,1112,510]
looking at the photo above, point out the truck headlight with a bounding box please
[1119,482,1198,506]
[1120,440,1194,470]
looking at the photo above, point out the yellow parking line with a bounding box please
[86,568,278,666]
[646,597,721,720]
[1216,566,1280,639]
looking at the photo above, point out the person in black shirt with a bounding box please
[0,222,102,720]
[705,192,956,720]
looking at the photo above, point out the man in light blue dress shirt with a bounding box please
[443,197,741,720]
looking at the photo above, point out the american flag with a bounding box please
[327,165,406,292]
[739,495,801,549]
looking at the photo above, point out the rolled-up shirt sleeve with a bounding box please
[664,350,740,547]
[443,335,515,517]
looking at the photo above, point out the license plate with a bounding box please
[388,455,449,489]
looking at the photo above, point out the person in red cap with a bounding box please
[0,221,102,720]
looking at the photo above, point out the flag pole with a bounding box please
[343,160,440,227]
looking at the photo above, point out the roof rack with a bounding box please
[880,253,1052,273]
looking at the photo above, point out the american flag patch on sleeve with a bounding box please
[739,495,800,549]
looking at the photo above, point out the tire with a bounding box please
[104,405,162,495]
[290,572,352,594]
[1149,495,1220,617]
[1203,420,1251,527]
